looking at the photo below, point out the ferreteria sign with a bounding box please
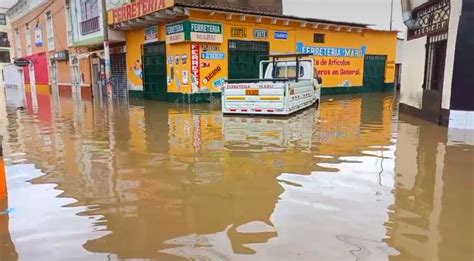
[408,0,450,40]
[166,21,223,44]
[296,42,367,58]
[166,22,185,43]
[108,0,174,25]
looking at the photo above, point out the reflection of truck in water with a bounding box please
[223,107,319,152]
[222,54,322,115]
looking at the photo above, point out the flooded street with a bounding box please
[0,91,472,260]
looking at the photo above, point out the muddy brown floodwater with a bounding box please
[0,90,472,261]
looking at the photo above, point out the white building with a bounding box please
[68,0,127,96]
[0,7,14,84]
[399,0,473,131]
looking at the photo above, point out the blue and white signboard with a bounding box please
[201,52,225,60]
[296,42,367,58]
[34,26,43,47]
[274,31,288,40]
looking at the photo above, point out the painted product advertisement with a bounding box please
[166,42,192,93]
[191,42,227,93]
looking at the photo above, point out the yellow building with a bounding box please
[107,1,397,102]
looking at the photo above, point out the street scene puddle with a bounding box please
[0,92,472,260]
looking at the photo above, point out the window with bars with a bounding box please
[423,33,448,91]
[80,0,99,21]
[80,0,100,35]
[46,11,55,51]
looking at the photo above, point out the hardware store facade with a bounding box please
[108,1,398,102]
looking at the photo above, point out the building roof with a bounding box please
[175,2,371,28]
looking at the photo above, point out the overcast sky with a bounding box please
[0,0,15,9]
[1,0,406,33]
[284,0,405,32]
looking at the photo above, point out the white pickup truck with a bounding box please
[222,54,321,115]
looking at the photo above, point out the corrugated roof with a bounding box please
[175,3,370,28]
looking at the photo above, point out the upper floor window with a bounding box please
[45,11,55,51]
[80,0,100,35]
[0,50,10,63]
[313,33,325,44]
[80,0,99,21]
[0,14,6,25]
[0,32,9,48]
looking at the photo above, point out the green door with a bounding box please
[363,55,386,91]
[143,42,167,100]
[228,40,269,80]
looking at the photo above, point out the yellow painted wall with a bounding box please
[191,11,397,89]
[166,42,192,93]
[126,28,146,91]
[126,25,192,93]
[124,10,397,94]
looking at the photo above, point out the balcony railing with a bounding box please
[81,16,100,35]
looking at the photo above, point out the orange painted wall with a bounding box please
[0,157,6,198]
[57,60,71,83]
[11,0,78,86]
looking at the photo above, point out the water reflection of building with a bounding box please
[388,114,474,260]
[1,93,397,259]
[318,94,394,159]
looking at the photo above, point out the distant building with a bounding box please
[6,0,128,99]
[0,7,13,84]
[400,0,473,130]
[68,0,126,97]
[106,0,398,102]
[7,0,84,97]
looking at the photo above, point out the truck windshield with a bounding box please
[262,60,311,80]
[274,65,302,78]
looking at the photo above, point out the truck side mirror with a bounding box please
[317,76,323,84]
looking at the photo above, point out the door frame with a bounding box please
[90,56,102,99]
[363,54,387,91]
[421,35,448,124]
[142,41,167,99]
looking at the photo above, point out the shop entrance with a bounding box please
[422,34,448,123]
[110,50,127,97]
[363,55,387,91]
[228,40,269,80]
[142,41,167,100]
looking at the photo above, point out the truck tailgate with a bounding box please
[222,82,286,114]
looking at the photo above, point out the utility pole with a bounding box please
[101,0,112,95]
[390,0,394,31]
